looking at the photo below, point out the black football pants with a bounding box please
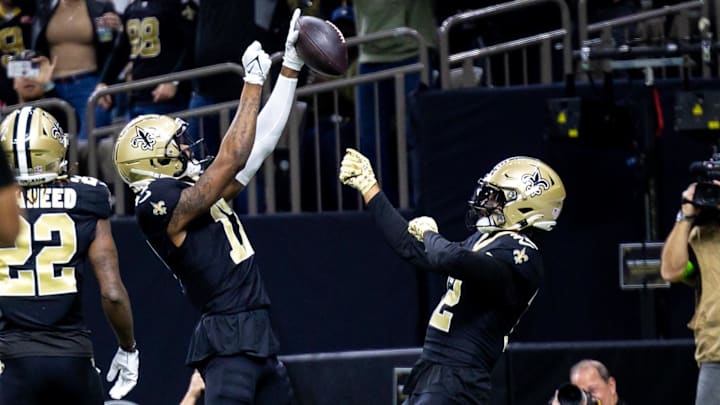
[198,354,294,405]
[0,356,104,405]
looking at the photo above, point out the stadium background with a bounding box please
[83,78,711,404]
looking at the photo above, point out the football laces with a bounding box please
[325,20,346,43]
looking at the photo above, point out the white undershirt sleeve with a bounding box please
[234,74,298,186]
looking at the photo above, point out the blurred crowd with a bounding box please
[0,0,695,213]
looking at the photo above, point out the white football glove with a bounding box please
[408,216,439,242]
[107,346,139,399]
[242,40,271,86]
[283,8,304,71]
[339,148,377,194]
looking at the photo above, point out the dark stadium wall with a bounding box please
[410,79,707,344]
[79,79,712,404]
[83,213,426,404]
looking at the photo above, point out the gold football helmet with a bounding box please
[114,114,203,191]
[467,156,566,233]
[0,106,68,185]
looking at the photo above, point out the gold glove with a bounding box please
[339,148,377,194]
[408,216,438,242]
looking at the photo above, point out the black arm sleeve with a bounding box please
[366,191,432,269]
[0,151,14,186]
[423,232,514,289]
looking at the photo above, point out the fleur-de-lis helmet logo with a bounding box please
[521,167,550,197]
[130,126,156,151]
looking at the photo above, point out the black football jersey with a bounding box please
[100,0,196,101]
[367,191,543,370]
[135,178,277,364]
[0,3,32,105]
[0,176,112,358]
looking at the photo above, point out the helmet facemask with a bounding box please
[116,115,214,192]
[467,156,566,234]
[0,106,68,186]
[466,181,510,233]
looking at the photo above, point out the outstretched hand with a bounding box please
[242,41,271,86]
[283,8,304,71]
[339,148,377,194]
[106,346,139,399]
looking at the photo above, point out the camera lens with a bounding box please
[556,383,590,405]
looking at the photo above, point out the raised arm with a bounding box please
[88,218,138,399]
[166,42,271,245]
[340,148,432,268]
[223,8,304,200]
[661,183,699,282]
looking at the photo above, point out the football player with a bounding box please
[112,9,304,404]
[0,106,138,404]
[340,149,566,404]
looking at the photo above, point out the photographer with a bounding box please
[661,180,720,404]
[551,359,624,405]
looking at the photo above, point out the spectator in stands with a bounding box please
[186,0,290,159]
[96,0,197,119]
[111,0,129,14]
[661,181,720,405]
[353,0,436,206]
[593,0,643,48]
[12,52,60,105]
[340,150,566,404]
[0,148,19,246]
[32,0,121,142]
[0,0,34,107]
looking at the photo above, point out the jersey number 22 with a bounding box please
[0,213,77,297]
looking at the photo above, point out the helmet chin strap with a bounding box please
[475,213,506,233]
[17,173,60,186]
[184,160,203,181]
[130,168,170,179]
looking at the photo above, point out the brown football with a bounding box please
[296,16,349,77]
